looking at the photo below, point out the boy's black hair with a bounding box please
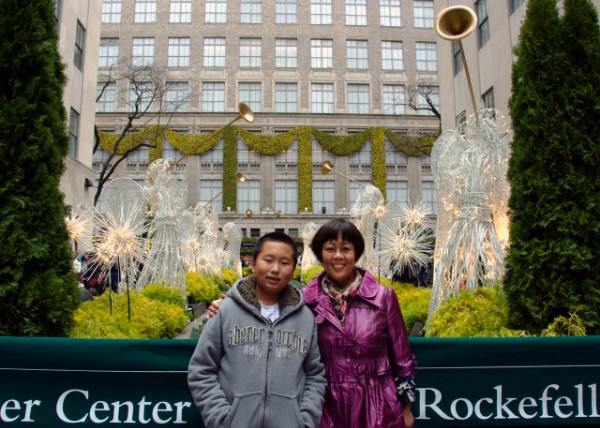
[309,218,365,263]
[252,232,299,266]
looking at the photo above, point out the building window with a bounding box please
[162,140,185,163]
[380,0,401,27]
[311,0,332,25]
[238,139,262,165]
[203,37,226,67]
[202,82,225,112]
[349,181,371,207]
[239,82,262,113]
[346,40,369,69]
[385,140,408,167]
[200,140,224,167]
[275,181,298,215]
[311,39,333,69]
[275,83,298,113]
[312,83,334,113]
[452,41,463,75]
[102,0,121,24]
[274,140,298,168]
[413,0,434,28]
[132,37,154,66]
[347,84,370,114]
[509,0,525,14]
[386,181,409,204]
[127,144,149,165]
[313,181,335,214]
[96,82,116,112]
[205,0,227,23]
[238,180,261,214]
[416,85,440,116]
[168,37,190,67]
[346,0,367,26]
[477,0,489,48]
[200,179,223,213]
[240,0,262,24]
[422,181,437,214]
[416,42,437,72]
[276,0,297,24]
[275,38,297,68]
[381,41,403,70]
[99,38,118,68]
[349,141,371,165]
[134,0,156,23]
[170,0,191,23]
[68,108,79,157]
[482,87,495,109]
[165,82,189,112]
[312,139,335,173]
[240,38,262,68]
[129,82,154,113]
[383,85,405,115]
[74,21,85,71]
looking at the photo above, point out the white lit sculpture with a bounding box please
[351,184,385,273]
[222,221,243,278]
[300,222,319,274]
[429,109,511,317]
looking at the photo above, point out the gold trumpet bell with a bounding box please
[245,209,254,218]
[238,102,255,124]
[235,172,246,183]
[435,5,478,41]
[320,161,333,175]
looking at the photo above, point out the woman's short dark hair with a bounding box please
[310,218,365,263]
[253,232,299,267]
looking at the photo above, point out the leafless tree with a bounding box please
[407,85,441,122]
[93,59,190,206]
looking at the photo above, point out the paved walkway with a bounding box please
[174,312,206,339]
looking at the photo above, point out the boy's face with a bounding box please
[251,241,296,305]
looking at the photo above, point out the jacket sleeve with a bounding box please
[385,287,416,379]
[299,318,327,428]
[187,312,231,428]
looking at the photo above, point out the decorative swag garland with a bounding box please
[98,126,435,212]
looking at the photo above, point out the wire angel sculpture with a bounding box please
[222,222,243,278]
[376,200,434,281]
[351,184,385,273]
[137,159,187,296]
[300,222,319,274]
[193,202,221,275]
[179,208,201,272]
[429,108,512,317]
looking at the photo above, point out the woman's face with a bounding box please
[321,234,357,287]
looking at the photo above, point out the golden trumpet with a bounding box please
[320,161,367,187]
[435,6,479,123]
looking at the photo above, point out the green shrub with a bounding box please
[387,281,431,335]
[221,268,240,287]
[186,272,221,303]
[68,292,188,339]
[242,266,252,277]
[293,266,302,281]
[142,284,186,308]
[426,285,528,337]
[541,307,587,336]
[302,266,323,284]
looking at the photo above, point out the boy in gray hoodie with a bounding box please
[188,232,326,428]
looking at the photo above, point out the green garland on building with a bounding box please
[98,125,434,212]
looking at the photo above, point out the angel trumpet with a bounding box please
[169,102,255,169]
[435,6,479,124]
[320,161,367,187]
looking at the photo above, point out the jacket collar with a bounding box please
[304,267,381,307]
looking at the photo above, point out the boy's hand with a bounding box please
[403,405,414,428]
[206,294,225,320]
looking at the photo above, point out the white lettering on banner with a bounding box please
[0,399,41,423]
[56,389,192,424]
[417,383,600,422]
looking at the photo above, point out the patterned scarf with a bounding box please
[321,270,362,326]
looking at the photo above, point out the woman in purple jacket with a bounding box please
[304,218,416,428]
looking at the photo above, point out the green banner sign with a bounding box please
[0,337,598,427]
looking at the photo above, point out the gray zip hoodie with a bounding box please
[188,275,326,428]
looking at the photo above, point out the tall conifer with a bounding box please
[0,0,80,335]
[506,0,600,334]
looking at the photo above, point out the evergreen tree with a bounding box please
[506,0,600,334]
[0,0,80,335]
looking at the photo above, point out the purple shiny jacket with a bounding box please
[303,268,415,428]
